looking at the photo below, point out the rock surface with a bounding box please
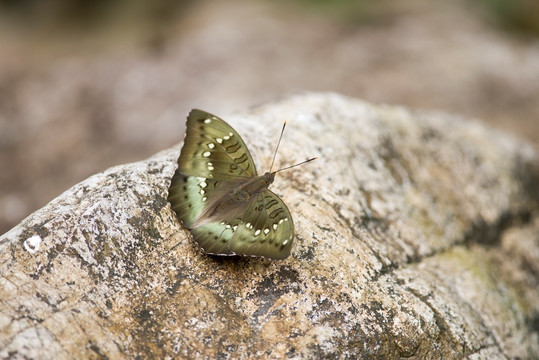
[1,93,538,359]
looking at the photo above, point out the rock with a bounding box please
[1,92,537,359]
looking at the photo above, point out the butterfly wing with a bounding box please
[178,109,258,180]
[168,109,258,228]
[168,173,223,228]
[228,189,294,260]
[189,219,241,255]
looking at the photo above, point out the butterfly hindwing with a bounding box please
[190,219,241,255]
[228,190,294,260]
[178,109,258,180]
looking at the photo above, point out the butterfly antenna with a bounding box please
[269,121,287,173]
[275,157,317,173]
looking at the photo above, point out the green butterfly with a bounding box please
[168,109,314,260]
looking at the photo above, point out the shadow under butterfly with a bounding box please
[167,109,316,260]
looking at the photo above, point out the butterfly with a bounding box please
[167,109,315,260]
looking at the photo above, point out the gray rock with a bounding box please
[1,92,537,359]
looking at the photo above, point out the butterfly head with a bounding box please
[263,171,276,185]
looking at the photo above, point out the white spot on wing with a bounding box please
[216,138,223,144]
[204,119,212,124]
[208,143,215,149]
[23,235,41,253]
[272,224,278,230]
[203,151,211,157]
[254,229,261,236]
[264,228,270,235]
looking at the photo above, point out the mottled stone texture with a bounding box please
[1,93,537,359]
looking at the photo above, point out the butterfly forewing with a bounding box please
[228,190,294,260]
[178,109,257,180]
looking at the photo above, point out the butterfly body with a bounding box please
[232,172,275,201]
[168,110,294,260]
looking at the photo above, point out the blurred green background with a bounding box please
[1,0,538,234]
